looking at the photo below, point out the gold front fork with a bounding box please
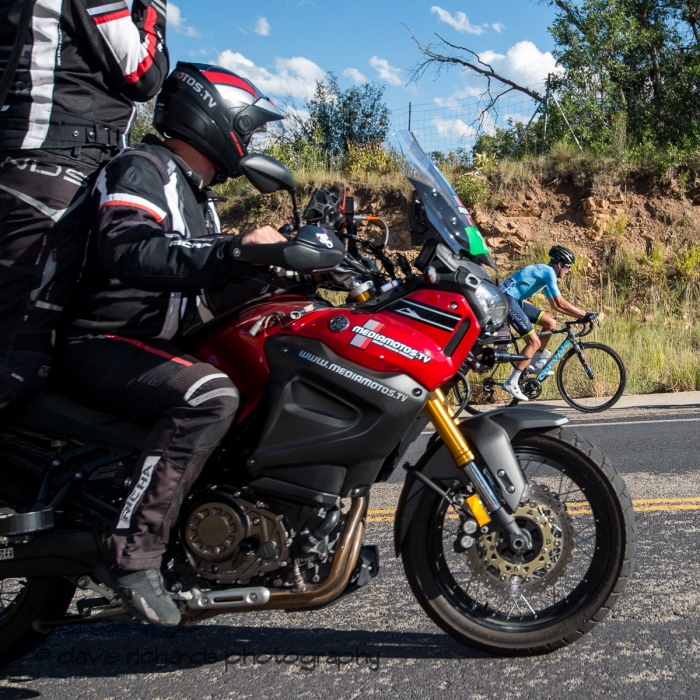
[423,389,493,526]
[423,389,476,466]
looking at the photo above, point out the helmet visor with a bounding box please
[263,120,285,138]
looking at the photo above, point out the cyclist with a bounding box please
[500,245,596,401]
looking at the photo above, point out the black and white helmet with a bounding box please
[153,62,284,182]
[549,245,576,266]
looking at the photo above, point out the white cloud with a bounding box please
[167,3,199,37]
[254,17,270,36]
[431,6,485,35]
[217,50,325,98]
[432,116,478,141]
[492,22,505,33]
[477,41,560,88]
[369,56,403,86]
[434,96,462,111]
[343,68,368,84]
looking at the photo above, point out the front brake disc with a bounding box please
[466,481,575,596]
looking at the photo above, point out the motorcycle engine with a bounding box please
[181,490,290,585]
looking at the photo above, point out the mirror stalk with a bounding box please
[291,190,302,231]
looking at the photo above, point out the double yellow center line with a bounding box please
[364,496,700,523]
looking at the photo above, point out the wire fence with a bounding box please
[390,90,543,160]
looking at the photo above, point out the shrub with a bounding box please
[453,173,490,208]
[264,133,330,173]
[341,142,396,177]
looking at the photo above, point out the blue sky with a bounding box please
[163,1,560,152]
[165,1,558,110]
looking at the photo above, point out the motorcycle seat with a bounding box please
[10,389,149,451]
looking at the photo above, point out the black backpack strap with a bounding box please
[0,0,38,109]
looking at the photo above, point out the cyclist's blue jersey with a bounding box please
[500,264,561,301]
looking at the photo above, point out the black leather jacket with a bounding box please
[0,0,169,151]
[65,136,257,339]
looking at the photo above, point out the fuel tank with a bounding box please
[189,289,480,422]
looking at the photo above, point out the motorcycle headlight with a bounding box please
[474,282,509,330]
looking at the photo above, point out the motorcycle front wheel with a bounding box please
[401,428,636,655]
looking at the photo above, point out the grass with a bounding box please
[213,139,700,396]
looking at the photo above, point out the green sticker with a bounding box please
[465,226,490,256]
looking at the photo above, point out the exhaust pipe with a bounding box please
[182,496,367,623]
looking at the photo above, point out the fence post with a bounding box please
[408,102,412,131]
[509,100,543,157]
[541,73,551,155]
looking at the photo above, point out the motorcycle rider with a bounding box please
[0,0,169,421]
[56,62,288,625]
[500,245,596,401]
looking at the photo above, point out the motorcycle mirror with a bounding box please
[239,154,296,194]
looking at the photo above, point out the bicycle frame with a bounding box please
[493,324,596,386]
[535,337,572,382]
[536,326,596,382]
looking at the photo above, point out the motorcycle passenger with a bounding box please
[500,245,596,401]
[56,62,287,626]
[0,0,170,421]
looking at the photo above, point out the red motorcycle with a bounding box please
[0,132,635,662]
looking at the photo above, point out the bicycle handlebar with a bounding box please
[524,319,597,340]
[563,319,597,338]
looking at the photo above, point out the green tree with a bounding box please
[546,0,700,146]
[306,73,391,157]
[473,118,547,158]
[129,98,158,146]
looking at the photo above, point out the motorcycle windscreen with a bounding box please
[389,130,496,270]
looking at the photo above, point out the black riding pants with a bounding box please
[0,148,111,421]
[57,334,239,570]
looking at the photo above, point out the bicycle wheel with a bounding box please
[465,362,518,414]
[556,342,626,412]
[443,373,471,418]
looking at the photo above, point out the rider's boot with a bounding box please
[96,559,181,626]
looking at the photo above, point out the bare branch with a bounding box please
[408,30,543,101]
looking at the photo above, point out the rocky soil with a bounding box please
[219,176,700,277]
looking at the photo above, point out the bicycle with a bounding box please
[457,319,627,414]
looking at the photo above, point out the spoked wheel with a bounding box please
[0,468,76,666]
[465,363,518,415]
[0,576,76,666]
[401,428,636,655]
[556,342,626,412]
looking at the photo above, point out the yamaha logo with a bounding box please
[328,316,350,332]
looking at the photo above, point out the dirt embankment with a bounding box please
[219,176,700,276]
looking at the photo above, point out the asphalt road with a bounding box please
[2,403,700,699]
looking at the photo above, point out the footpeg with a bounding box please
[187,586,270,610]
[0,507,53,537]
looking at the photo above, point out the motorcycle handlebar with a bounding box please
[231,239,344,274]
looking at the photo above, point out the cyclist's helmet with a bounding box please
[153,62,284,182]
[549,245,576,266]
